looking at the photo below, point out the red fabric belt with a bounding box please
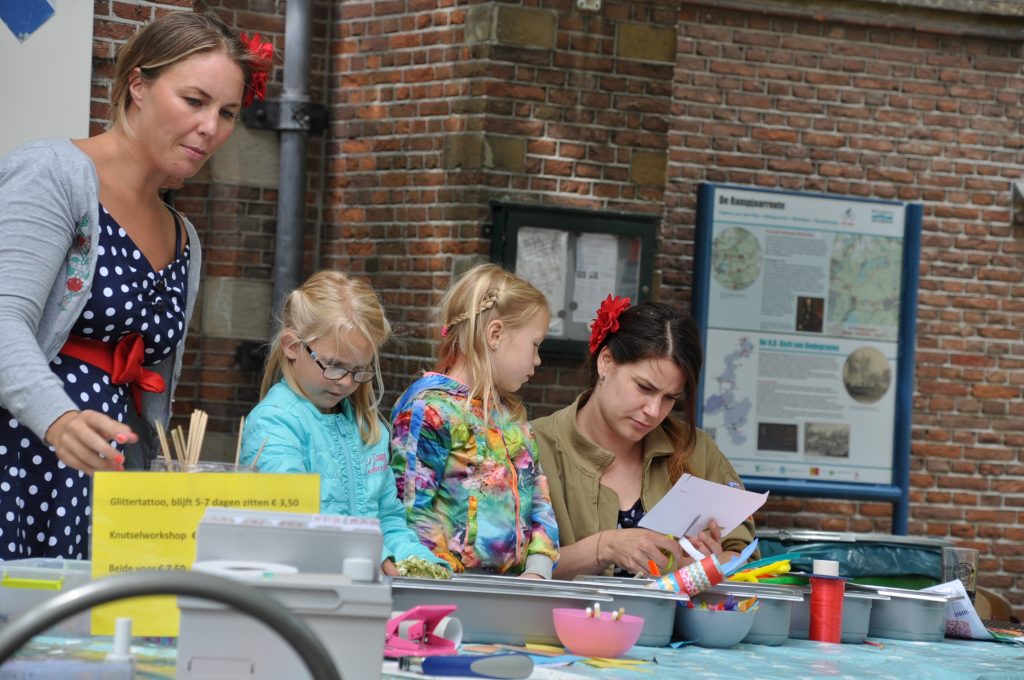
[59,332,166,414]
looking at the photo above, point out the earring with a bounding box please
[599,374,606,384]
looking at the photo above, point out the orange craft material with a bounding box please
[59,333,166,414]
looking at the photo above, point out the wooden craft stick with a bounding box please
[251,435,269,468]
[172,426,187,467]
[234,416,245,466]
[154,419,172,466]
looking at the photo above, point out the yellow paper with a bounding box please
[90,471,318,636]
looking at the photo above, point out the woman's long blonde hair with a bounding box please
[261,271,390,444]
[435,263,548,420]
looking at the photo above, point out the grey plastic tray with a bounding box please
[701,582,804,646]
[861,585,951,642]
[391,575,614,645]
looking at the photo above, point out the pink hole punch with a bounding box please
[384,605,459,658]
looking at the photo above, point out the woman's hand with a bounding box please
[686,519,724,557]
[45,410,136,474]
[602,528,685,576]
[683,521,740,566]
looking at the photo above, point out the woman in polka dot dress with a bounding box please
[0,14,270,559]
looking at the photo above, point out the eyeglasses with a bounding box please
[302,344,375,383]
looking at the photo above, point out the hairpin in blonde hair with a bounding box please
[441,288,500,337]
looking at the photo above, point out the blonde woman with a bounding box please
[390,263,560,578]
[0,13,270,559]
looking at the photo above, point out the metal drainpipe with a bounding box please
[273,0,314,319]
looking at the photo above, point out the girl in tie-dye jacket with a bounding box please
[390,265,559,578]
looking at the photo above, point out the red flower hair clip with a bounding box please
[240,32,274,107]
[588,295,631,355]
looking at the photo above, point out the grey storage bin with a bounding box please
[864,586,951,642]
[701,582,804,646]
[0,558,92,636]
[392,575,614,645]
[789,587,885,644]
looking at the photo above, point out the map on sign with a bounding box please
[703,335,755,446]
[712,227,762,291]
[827,234,903,340]
[694,184,919,492]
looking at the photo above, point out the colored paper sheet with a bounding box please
[90,471,319,636]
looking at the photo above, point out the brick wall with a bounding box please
[330,0,684,410]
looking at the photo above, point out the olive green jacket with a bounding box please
[530,395,756,573]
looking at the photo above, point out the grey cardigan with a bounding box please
[0,138,202,467]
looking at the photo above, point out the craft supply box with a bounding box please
[0,558,92,636]
[177,573,392,680]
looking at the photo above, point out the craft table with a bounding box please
[382,638,1024,680]
[12,634,1024,679]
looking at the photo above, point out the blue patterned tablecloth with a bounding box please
[532,639,1024,680]
[15,634,1024,679]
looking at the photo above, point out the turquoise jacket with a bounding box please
[242,380,446,568]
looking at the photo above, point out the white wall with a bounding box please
[0,0,93,157]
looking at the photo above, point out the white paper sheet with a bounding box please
[923,579,992,640]
[637,474,769,538]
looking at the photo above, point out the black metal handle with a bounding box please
[0,570,341,680]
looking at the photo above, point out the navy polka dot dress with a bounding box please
[0,204,189,560]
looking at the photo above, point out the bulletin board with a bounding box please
[691,184,922,533]
[490,203,657,357]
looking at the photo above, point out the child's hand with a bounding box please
[381,559,399,576]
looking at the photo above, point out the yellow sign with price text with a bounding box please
[90,471,319,636]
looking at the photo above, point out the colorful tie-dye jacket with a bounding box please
[390,373,559,578]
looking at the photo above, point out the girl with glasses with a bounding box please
[241,270,448,576]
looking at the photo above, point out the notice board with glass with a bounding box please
[490,203,656,357]
[691,184,922,533]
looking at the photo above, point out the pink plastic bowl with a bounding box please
[552,608,645,658]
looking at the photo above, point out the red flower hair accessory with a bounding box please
[240,32,274,107]
[588,294,631,355]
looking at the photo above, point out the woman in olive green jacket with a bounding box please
[531,301,755,580]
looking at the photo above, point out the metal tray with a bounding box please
[391,575,614,645]
[756,529,950,548]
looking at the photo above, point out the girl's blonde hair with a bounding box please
[436,263,548,419]
[110,12,265,131]
[261,271,390,444]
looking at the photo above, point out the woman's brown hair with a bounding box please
[584,302,703,482]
